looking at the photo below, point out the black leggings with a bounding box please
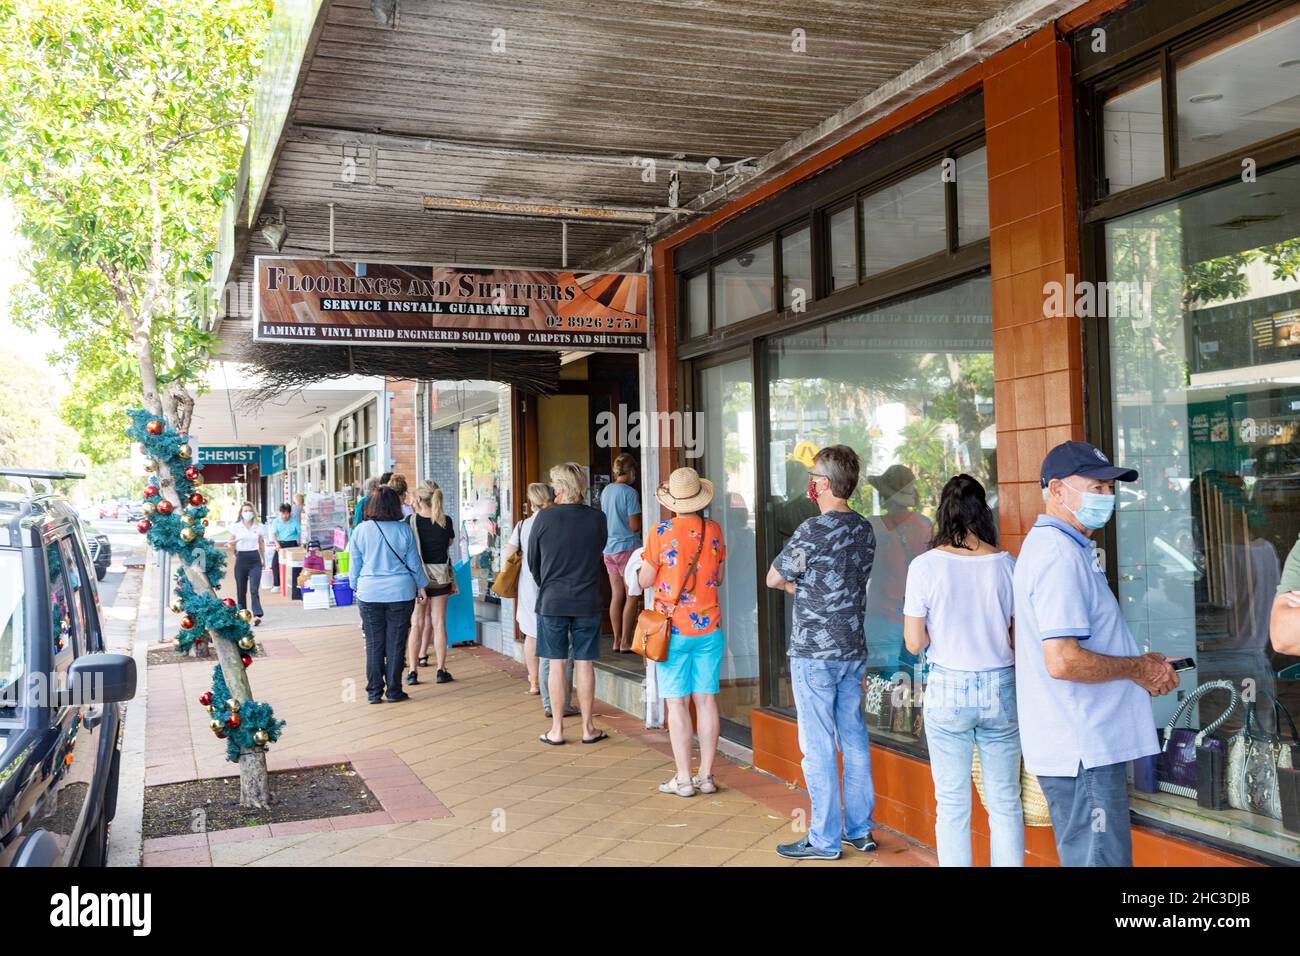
[234,550,264,617]
[271,539,297,587]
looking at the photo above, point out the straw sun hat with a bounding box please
[655,467,714,513]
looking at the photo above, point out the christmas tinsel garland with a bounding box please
[126,408,285,761]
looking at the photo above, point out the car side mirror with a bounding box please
[65,653,137,705]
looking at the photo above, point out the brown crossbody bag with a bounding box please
[632,516,703,663]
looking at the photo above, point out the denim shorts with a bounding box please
[536,614,602,661]
[656,627,724,699]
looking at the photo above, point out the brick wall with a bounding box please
[424,423,460,530]
[985,32,1085,556]
[386,378,420,479]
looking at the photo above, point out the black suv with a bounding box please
[0,470,136,867]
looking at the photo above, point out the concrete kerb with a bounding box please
[106,550,159,867]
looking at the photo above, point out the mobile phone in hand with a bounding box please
[1167,657,1195,672]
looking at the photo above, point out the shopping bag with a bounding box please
[446,560,476,646]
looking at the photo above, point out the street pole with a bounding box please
[157,547,170,643]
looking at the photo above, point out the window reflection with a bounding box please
[714,244,774,327]
[1102,69,1164,193]
[699,359,759,727]
[1105,160,1300,856]
[763,275,996,755]
[862,164,947,276]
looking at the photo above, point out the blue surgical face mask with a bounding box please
[1062,481,1114,529]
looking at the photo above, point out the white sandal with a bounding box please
[692,773,718,794]
[658,775,696,798]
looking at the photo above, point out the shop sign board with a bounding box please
[253,256,649,351]
[196,446,260,466]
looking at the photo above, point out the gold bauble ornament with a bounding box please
[141,501,156,516]
[171,639,182,651]
[179,527,196,543]
[176,442,192,460]
[180,514,193,527]
[207,705,215,715]
[239,635,255,651]
[209,719,222,732]
[253,730,269,747]
[228,699,241,712]
[169,597,183,613]
[236,608,254,624]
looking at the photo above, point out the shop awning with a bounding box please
[210,0,1090,387]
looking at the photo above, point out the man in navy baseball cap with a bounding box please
[1013,439,1172,868]
[1040,440,1138,489]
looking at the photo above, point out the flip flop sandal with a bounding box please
[418,656,429,667]
[538,734,565,746]
[581,731,609,745]
[658,775,696,797]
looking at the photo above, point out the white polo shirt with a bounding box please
[1012,514,1158,777]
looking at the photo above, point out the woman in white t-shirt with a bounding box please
[903,474,1020,867]
[228,501,267,625]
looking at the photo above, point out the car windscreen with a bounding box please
[0,549,23,705]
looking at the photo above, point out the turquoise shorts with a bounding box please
[657,627,725,699]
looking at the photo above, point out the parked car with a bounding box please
[0,468,136,867]
[86,530,112,582]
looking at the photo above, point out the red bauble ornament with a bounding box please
[222,598,236,608]
[226,713,242,729]
[202,519,209,527]
[241,655,252,668]
[155,499,174,516]
[216,732,227,739]
[136,519,152,534]
[179,615,195,630]
[199,691,212,706]
[189,492,205,506]
[145,419,164,436]
[144,485,159,498]
[183,465,200,481]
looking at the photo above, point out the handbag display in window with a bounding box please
[1227,695,1300,820]
[1155,679,1238,800]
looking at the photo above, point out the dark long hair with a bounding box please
[362,485,404,521]
[929,474,997,550]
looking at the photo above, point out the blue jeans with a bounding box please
[790,657,876,852]
[1037,761,1132,867]
[923,665,1024,867]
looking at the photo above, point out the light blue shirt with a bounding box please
[347,519,428,603]
[272,516,300,543]
[1012,514,1158,777]
[601,482,641,555]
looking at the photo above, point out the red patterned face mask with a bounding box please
[807,477,821,504]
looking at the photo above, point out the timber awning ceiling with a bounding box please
[214,0,1088,352]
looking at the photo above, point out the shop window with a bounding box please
[956,146,989,244]
[459,413,504,597]
[1175,5,1300,169]
[684,270,709,339]
[827,204,856,292]
[0,549,24,709]
[862,163,948,276]
[698,358,759,728]
[1103,160,1300,861]
[781,228,812,310]
[713,243,774,327]
[763,275,995,755]
[1101,68,1164,194]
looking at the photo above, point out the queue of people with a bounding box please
[345,435,1173,868]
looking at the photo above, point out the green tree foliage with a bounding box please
[0,345,80,470]
[0,0,268,456]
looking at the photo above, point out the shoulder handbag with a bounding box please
[632,516,703,663]
[1226,694,1297,819]
[1155,679,1238,799]
[407,514,452,588]
[863,674,894,730]
[492,548,522,599]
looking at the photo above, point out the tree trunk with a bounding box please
[180,553,272,808]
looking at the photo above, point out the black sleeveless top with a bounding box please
[414,514,454,564]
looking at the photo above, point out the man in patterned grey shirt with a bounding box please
[766,444,877,860]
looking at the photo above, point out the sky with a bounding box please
[0,197,65,371]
